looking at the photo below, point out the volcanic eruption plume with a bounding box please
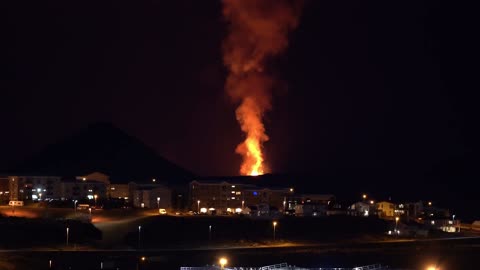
[222,0,303,176]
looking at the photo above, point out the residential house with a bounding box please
[376,201,395,219]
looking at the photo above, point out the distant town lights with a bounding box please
[362,194,367,199]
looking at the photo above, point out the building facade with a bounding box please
[7,175,62,201]
[132,184,171,209]
[189,179,294,213]
[376,201,395,219]
[61,179,107,201]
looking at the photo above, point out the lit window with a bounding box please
[236,191,241,195]
[231,185,235,188]
[231,197,235,200]
[231,191,235,194]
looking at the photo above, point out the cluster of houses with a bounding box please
[0,172,172,209]
[0,172,459,233]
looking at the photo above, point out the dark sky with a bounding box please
[2,1,478,182]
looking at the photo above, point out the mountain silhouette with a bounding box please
[10,122,194,184]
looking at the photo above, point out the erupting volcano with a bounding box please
[222,0,303,176]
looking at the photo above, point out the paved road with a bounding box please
[1,235,479,253]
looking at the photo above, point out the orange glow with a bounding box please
[222,0,303,176]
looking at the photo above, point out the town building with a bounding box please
[61,179,107,201]
[108,184,130,200]
[189,178,294,213]
[0,176,10,204]
[132,183,171,209]
[6,175,62,201]
[349,201,373,217]
[76,172,110,186]
[376,201,396,219]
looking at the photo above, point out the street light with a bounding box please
[395,217,400,235]
[94,194,98,208]
[219,257,227,270]
[157,197,161,211]
[138,225,142,249]
[66,226,69,247]
[74,200,78,214]
[197,200,200,213]
[89,207,92,220]
[209,225,212,241]
[273,221,278,241]
[242,200,245,209]
[362,194,367,200]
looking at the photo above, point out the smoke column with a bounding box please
[222,0,303,176]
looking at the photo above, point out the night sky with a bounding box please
[2,1,478,190]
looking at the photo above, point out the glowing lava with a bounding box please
[222,0,303,176]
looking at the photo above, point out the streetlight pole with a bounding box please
[74,200,78,215]
[395,217,399,235]
[94,194,98,208]
[138,225,142,249]
[273,221,277,241]
[242,200,245,209]
[89,207,92,220]
[157,197,160,212]
[209,225,212,241]
[197,200,200,213]
[66,227,69,247]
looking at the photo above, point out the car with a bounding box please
[159,208,167,215]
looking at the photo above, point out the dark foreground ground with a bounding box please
[1,238,480,270]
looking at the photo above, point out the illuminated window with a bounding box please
[236,192,241,195]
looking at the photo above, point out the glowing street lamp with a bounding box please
[209,225,212,241]
[74,200,78,214]
[395,216,400,235]
[197,200,200,213]
[157,197,161,211]
[94,194,98,208]
[242,200,245,209]
[66,226,69,247]
[89,207,92,220]
[219,257,227,270]
[138,225,142,249]
[362,194,367,200]
[273,221,278,241]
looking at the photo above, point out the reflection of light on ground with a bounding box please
[0,207,40,218]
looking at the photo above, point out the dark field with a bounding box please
[1,238,480,270]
